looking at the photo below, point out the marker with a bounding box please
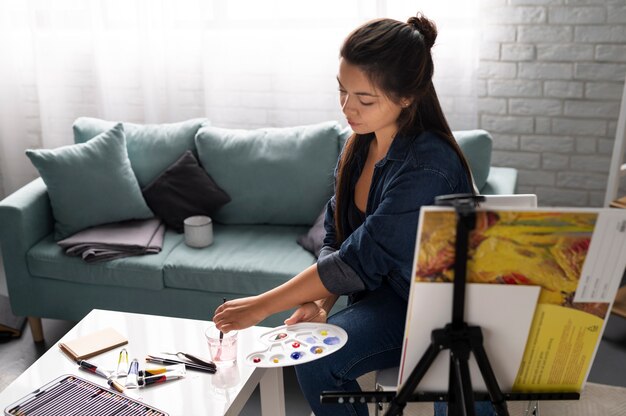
[139,373,184,387]
[77,360,113,380]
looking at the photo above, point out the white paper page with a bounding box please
[574,210,626,303]
[398,283,540,392]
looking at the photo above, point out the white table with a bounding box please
[0,309,286,415]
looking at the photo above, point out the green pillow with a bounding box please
[26,123,153,240]
[339,126,353,152]
[195,122,341,225]
[73,117,206,187]
[452,130,493,190]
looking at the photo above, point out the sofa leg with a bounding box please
[28,317,44,343]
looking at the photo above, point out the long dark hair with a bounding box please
[334,13,475,244]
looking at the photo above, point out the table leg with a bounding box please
[259,367,285,416]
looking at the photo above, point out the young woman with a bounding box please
[214,14,493,416]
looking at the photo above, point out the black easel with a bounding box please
[385,193,509,416]
[319,193,580,415]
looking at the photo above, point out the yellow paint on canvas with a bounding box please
[415,210,598,309]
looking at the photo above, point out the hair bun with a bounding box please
[407,14,437,49]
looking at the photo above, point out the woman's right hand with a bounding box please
[284,302,328,325]
[213,296,269,332]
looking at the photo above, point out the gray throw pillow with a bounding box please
[297,209,326,257]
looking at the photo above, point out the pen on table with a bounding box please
[159,350,215,367]
[146,356,216,371]
[145,356,216,373]
[147,354,216,368]
[77,360,113,380]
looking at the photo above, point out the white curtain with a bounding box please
[0,0,479,198]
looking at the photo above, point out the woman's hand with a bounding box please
[284,302,328,325]
[213,296,269,332]
[213,264,334,332]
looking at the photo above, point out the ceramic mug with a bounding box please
[184,215,213,248]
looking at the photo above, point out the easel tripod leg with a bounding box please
[449,349,476,416]
[472,336,509,416]
[384,342,441,416]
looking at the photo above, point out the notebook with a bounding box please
[59,327,128,361]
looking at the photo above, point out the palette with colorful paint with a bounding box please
[245,323,348,367]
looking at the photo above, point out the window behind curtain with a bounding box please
[0,0,479,197]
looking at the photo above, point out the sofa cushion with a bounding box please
[73,117,206,187]
[26,123,153,240]
[163,224,315,295]
[481,166,518,195]
[27,230,185,290]
[339,126,352,153]
[195,121,340,225]
[452,129,493,190]
[142,150,231,233]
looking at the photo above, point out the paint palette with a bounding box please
[245,323,348,368]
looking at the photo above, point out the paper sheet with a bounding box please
[399,283,540,392]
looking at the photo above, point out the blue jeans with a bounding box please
[295,282,406,416]
[295,282,497,416]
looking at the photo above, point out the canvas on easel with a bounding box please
[399,206,626,394]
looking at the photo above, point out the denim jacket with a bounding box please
[317,130,472,301]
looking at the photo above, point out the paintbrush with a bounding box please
[215,297,226,360]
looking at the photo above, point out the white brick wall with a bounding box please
[479,0,626,206]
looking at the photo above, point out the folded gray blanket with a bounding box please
[58,218,165,263]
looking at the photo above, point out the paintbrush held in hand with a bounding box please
[215,297,226,361]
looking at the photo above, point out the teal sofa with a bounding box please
[0,119,517,341]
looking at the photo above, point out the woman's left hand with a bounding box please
[213,296,269,332]
[284,302,328,325]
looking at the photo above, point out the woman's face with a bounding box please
[337,58,404,138]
